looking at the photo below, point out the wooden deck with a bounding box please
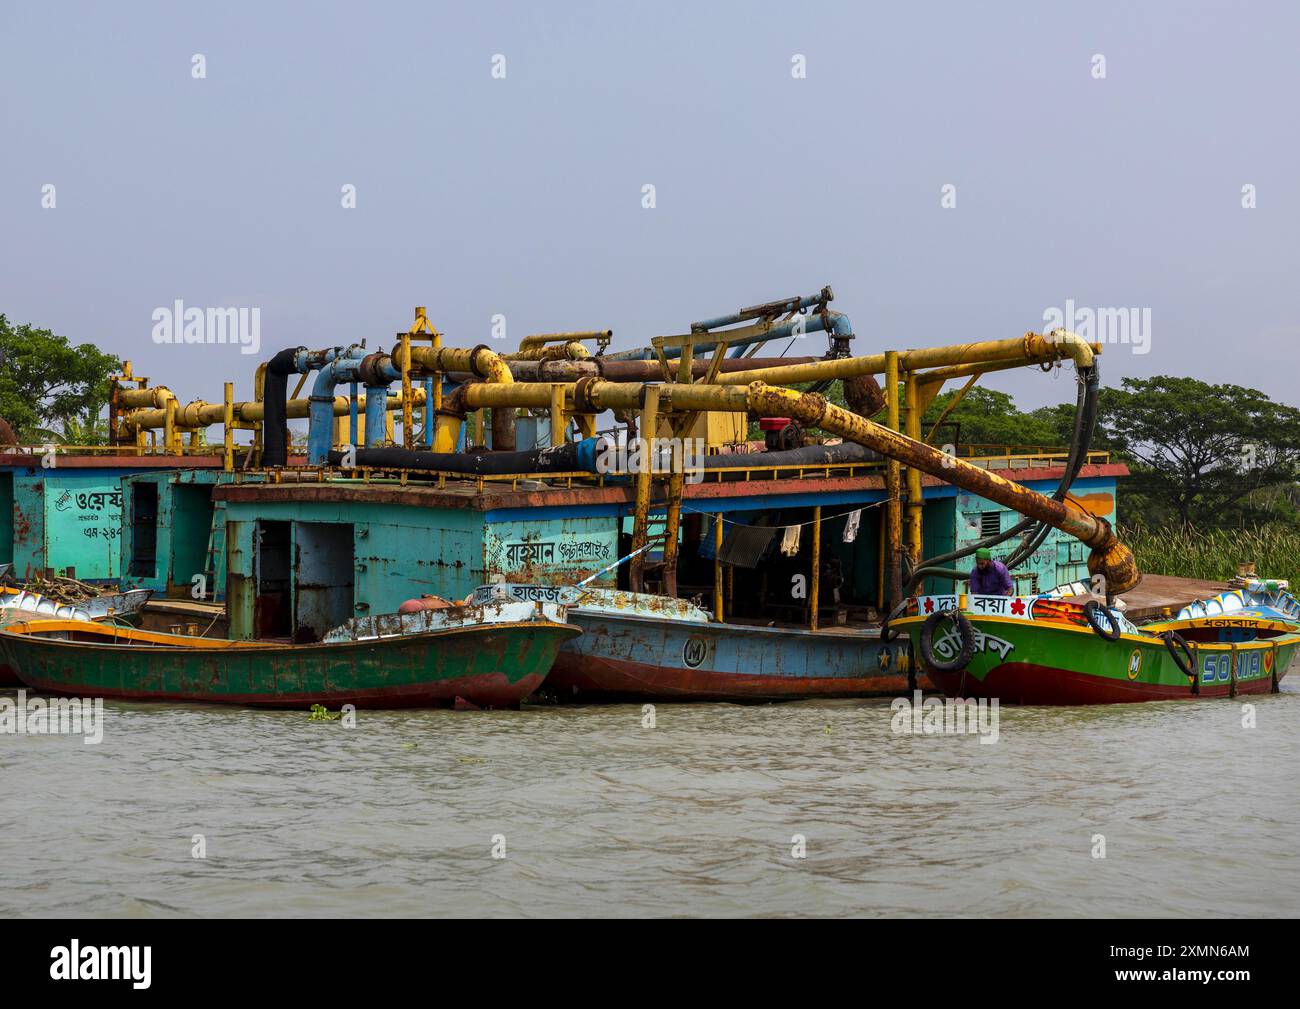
[1063,574,1230,621]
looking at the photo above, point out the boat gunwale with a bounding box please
[890,610,1300,651]
[0,618,579,654]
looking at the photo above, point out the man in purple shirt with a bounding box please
[969,547,1014,596]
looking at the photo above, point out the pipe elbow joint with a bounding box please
[357,352,392,388]
[1039,329,1097,370]
[470,345,514,384]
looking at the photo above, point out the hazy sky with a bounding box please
[3,0,1297,415]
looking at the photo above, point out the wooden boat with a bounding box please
[892,580,1300,704]
[0,586,155,685]
[1,585,153,622]
[0,592,578,708]
[480,584,916,702]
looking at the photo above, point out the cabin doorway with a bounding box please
[254,520,292,639]
[130,483,159,577]
[291,522,355,643]
[170,483,213,596]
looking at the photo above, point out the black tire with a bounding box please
[919,609,976,673]
[1083,600,1121,642]
[1162,631,1196,680]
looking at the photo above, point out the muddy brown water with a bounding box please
[1,686,1296,917]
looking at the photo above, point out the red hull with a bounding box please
[548,653,930,703]
[928,661,1282,705]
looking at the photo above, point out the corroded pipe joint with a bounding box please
[466,345,492,377]
[844,373,886,417]
[437,383,472,419]
[572,377,598,414]
[1088,534,1141,595]
[358,352,391,387]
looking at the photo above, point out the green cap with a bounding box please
[975,547,993,560]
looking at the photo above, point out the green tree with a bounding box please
[1098,376,1300,528]
[0,314,121,442]
[921,386,1061,447]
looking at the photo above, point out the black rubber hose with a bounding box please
[328,439,601,475]
[903,363,1100,596]
[262,347,305,467]
[702,441,879,476]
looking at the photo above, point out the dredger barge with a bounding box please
[7,286,1278,707]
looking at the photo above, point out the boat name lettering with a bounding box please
[970,595,1012,614]
[1200,650,1268,683]
[933,627,1015,661]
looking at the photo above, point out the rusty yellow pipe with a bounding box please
[459,378,1136,593]
[116,386,177,410]
[885,352,903,605]
[518,331,610,352]
[663,467,683,598]
[505,341,591,362]
[713,330,1097,387]
[124,390,424,432]
[223,383,234,472]
[401,345,515,386]
[744,383,1137,594]
[904,370,924,561]
[629,385,660,593]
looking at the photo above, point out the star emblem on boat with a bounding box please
[924,598,934,614]
[1011,598,1026,615]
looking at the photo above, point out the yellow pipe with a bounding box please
[401,345,514,386]
[124,390,425,432]
[904,370,923,561]
[223,383,234,472]
[550,384,567,446]
[630,385,660,593]
[505,341,592,362]
[458,378,1137,593]
[884,353,903,607]
[713,330,1097,387]
[518,331,610,352]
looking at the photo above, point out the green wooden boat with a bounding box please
[892,581,1300,705]
[0,595,579,709]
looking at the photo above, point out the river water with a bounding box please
[2,685,1297,917]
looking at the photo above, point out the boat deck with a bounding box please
[1062,574,1234,621]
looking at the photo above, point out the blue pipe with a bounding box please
[364,385,388,447]
[308,352,365,464]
